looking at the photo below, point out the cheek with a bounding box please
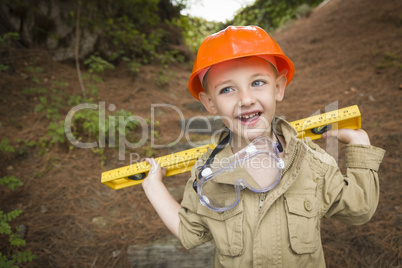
[215,97,234,112]
[221,118,233,129]
[258,89,276,103]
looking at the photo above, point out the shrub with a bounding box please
[0,176,36,267]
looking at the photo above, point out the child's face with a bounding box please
[199,56,286,144]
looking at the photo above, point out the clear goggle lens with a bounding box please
[195,136,284,212]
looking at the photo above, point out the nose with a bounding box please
[237,89,256,107]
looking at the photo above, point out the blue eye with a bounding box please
[220,87,234,94]
[252,80,265,87]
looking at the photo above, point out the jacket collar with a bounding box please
[207,117,301,188]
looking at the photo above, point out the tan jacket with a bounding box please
[179,118,385,268]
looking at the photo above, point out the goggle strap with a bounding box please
[193,132,232,193]
[205,133,232,166]
[272,124,283,153]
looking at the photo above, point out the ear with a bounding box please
[275,73,287,102]
[199,91,218,115]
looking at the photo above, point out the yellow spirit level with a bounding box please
[102,105,361,190]
[291,105,361,140]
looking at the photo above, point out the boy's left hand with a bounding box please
[322,128,371,145]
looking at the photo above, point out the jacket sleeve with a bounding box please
[321,144,385,225]
[178,158,213,249]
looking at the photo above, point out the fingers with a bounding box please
[161,166,167,177]
[322,128,370,145]
[145,158,167,177]
[146,158,160,174]
[321,129,337,139]
[142,158,164,189]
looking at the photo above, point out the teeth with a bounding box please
[239,112,259,119]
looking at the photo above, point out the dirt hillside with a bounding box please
[0,0,401,267]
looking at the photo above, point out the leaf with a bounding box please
[6,209,23,222]
[0,220,12,234]
[0,176,23,190]
[9,234,26,246]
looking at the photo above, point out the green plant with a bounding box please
[24,66,43,73]
[230,0,323,32]
[71,109,100,141]
[0,32,20,48]
[91,148,106,166]
[25,66,43,84]
[174,16,223,53]
[155,50,185,65]
[295,3,313,19]
[26,73,141,154]
[47,121,66,145]
[377,51,397,69]
[15,140,37,155]
[90,74,103,83]
[73,0,186,64]
[21,87,48,95]
[70,107,139,148]
[84,55,115,73]
[102,15,164,63]
[34,96,62,121]
[0,176,36,267]
[155,69,176,86]
[125,59,142,74]
[141,146,157,157]
[52,80,68,87]
[81,73,103,83]
[84,83,99,98]
[0,176,23,190]
[0,139,15,153]
[0,64,9,72]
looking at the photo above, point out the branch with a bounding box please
[75,0,86,99]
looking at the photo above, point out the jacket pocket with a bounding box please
[285,195,319,254]
[197,201,244,256]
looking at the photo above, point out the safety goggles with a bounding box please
[193,135,284,212]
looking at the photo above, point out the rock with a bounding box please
[92,216,107,228]
[17,224,27,239]
[112,250,121,258]
[40,205,48,214]
[127,236,214,268]
[368,95,375,101]
[2,0,97,61]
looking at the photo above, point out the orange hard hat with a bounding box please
[188,25,295,100]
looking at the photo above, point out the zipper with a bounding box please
[258,193,267,211]
[258,143,298,213]
[281,143,298,176]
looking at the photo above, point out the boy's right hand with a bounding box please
[322,128,370,145]
[142,158,166,189]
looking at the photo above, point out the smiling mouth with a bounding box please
[237,112,262,122]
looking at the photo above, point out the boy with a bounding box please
[142,26,385,267]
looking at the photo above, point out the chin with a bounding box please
[239,129,269,144]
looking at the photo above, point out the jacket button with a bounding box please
[304,200,312,211]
